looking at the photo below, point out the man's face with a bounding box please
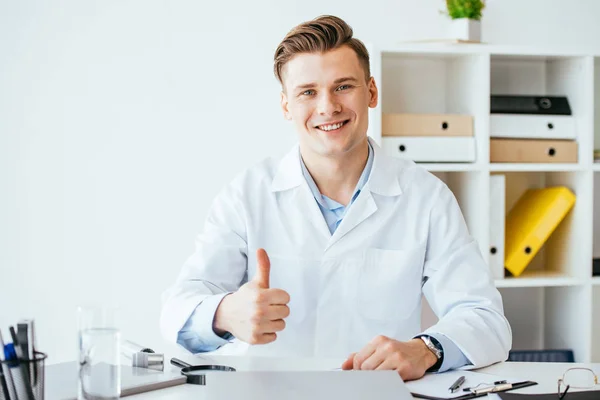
[280,46,378,159]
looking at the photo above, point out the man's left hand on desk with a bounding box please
[340,336,437,381]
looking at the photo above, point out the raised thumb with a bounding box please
[254,248,271,289]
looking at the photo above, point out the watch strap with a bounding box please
[418,335,444,372]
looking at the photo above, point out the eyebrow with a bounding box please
[293,76,359,91]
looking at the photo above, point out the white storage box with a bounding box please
[490,114,576,140]
[382,137,476,163]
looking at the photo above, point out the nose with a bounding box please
[317,92,342,116]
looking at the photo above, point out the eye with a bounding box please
[336,84,352,91]
[301,89,315,96]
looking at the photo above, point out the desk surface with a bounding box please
[127,352,600,399]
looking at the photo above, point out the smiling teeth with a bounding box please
[319,122,344,131]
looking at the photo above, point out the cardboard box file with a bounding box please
[490,138,577,163]
[491,115,576,140]
[382,137,476,162]
[382,114,473,137]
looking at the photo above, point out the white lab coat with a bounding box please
[161,138,511,367]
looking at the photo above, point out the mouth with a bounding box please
[314,119,350,133]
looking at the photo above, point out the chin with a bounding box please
[318,140,356,157]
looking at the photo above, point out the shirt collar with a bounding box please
[271,137,402,197]
[300,141,374,210]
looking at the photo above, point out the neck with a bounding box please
[301,139,369,206]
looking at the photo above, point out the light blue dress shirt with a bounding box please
[177,142,470,371]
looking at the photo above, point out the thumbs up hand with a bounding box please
[213,248,291,345]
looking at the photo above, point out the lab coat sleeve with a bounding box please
[421,183,512,368]
[160,182,248,345]
[177,293,233,353]
[425,333,470,372]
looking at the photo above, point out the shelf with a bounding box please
[495,271,585,288]
[380,44,482,56]
[379,44,589,58]
[418,163,481,172]
[370,44,598,362]
[490,163,584,172]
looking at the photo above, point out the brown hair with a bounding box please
[273,15,370,86]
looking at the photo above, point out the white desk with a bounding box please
[127,351,600,399]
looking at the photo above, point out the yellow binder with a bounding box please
[505,186,576,277]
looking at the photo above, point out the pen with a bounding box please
[0,342,18,400]
[9,326,35,400]
[473,382,513,395]
[16,323,31,360]
[19,319,37,386]
[0,366,10,400]
[463,380,507,392]
[17,322,33,389]
[448,375,466,393]
[0,331,13,400]
[30,320,38,386]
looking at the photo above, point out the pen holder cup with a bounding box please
[0,351,47,400]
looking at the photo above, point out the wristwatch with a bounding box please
[419,335,444,372]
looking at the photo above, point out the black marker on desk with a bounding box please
[448,375,465,393]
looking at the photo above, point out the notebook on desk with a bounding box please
[201,370,414,400]
[45,361,186,399]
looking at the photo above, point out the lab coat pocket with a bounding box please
[356,247,425,322]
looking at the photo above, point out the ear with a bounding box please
[280,91,292,120]
[367,77,378,109]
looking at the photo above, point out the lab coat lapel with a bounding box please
[325,138,403,251]
[293,182,332,240]
[325,189,377,251]
[271,145,331,242]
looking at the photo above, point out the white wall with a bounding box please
[2,0,600,364]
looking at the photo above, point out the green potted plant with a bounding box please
[445,0,485,42]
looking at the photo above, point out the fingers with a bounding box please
[262,288,290,305]
[268,304,291,319]
[246,305,288,345]
[254,248,271,288]
[252,332,277,345]
[341,353,356,370]
[247,317,285,345]
[265,319,286,333]
[374,358,398,371]
[354,342,377,370]
[342,349,386,371]
[359,349,387,370]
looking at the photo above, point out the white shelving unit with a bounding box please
[368,43,600,363]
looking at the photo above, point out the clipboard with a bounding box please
[411,380,538,400]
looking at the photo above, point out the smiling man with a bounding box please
[161,15,512,381]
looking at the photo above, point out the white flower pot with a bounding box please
[448,18,481,42]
